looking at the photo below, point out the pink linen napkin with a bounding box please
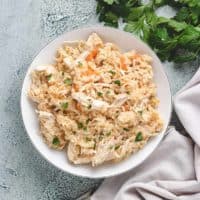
[91,68,200,200]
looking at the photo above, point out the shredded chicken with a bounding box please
[28,33,163,166]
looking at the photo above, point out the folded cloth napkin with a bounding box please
[91,68,200,200]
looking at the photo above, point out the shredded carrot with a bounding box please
[87,66,97,75]
[81,66,99,76]
[120,56,128,70]
[73,84,79,92]
[75,102,82,112]
[123,103,130,111]
[86,48,98,61]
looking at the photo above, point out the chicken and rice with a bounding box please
[28,33,163,166]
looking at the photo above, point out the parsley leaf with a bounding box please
[52,137,60,146]
[97,92,103,97]
[106,131,111,136]
[179,0,200,8]
[85,137,91,142]
[106,90,111,94]
[64,78,72,85]
[115,145,120,150]
[178,26,200,47]
[114,80,121,86]
[86,119,90,124]
[135,132,143,142]
[127,6,146,21]
[78,61,83,67]
[87,104,92,109]
[96,0,200,63]
[138,110,143,115]
[108,70,116,75]
[168,20,187,32]
[61,102,68,110]
[46,74,52,81]
[77,122,84,129]
[103,0,118,5]
[125,17,151,42]
[104,11,119,27]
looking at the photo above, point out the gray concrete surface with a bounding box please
[0,0,199,199]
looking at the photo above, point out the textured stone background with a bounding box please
[0,0,199,199]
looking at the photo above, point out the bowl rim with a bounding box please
[20,25,172,178]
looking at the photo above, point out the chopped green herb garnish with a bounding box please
[47,74,52,81]
[115,145,120,150]
[108,70,116,75]
[77,121,87,131]
[123,128,129,131]
[77,122,84,129]
[106,90,111,94]
[106,132,111,136]
[78,61,83,67]
[87,104,92,109]
[85,137,91,142]
[138,110,143,115]
[61,102,68,110]
[99,135,103,141]
[52,137,60,146]
[93,142,96,149]
[64,78,72,85]
[86,119,90,124]
[99,133,103,141]
[62,72,64,76]
[126,91,130,95]
[114,80,121,86]
[97,92,103,97]
[135,132,143,142]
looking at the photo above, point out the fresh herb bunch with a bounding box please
[96,0,200,63]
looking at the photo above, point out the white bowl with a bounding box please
[21,26,172,178]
